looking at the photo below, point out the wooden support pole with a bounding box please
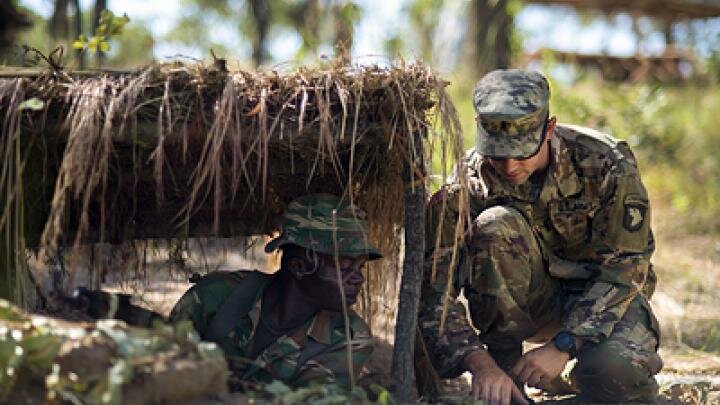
[0,208,16,303]
[390,137,426,402]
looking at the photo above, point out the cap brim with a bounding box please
[264,235,286,253]
[264,234,382,260]
[476,122,545,159]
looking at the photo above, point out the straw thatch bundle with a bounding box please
[0,60,463,257]
[0,60,472,402]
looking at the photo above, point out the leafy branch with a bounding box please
[73,10,130,54]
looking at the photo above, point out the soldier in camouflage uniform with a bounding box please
[419,70,662,404]
[170,194,381,389]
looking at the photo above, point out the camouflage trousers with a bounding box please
[464,206,663,403]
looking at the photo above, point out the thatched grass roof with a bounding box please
[0,60,464,259]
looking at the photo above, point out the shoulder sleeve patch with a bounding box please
[597,163,652,253]
[622,195,648,232]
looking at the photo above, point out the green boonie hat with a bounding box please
[265,194,382,260]
[473,69,550,159]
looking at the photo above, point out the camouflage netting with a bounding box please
[0,60,468,399]
[0,299,227,404]
[0,59,466,308]
[0,60,467,366]
[0,60,463,252]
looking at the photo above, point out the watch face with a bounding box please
[555,332,574,352]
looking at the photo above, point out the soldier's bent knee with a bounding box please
[474,206,532,239]
[573,342,659,403]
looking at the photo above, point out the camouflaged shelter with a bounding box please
[0,59,466,401]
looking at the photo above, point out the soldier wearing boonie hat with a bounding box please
[170,193,380,390]
[264,193,382,260]
[419,69,662,404]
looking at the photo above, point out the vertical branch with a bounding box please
[390,129,426,402]
[72,0,84,69]
[248,0,271,67]
[332,210,355,389]
[93,0,108,67]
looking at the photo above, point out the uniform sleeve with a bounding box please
[561,160,654,341]
[418,186,484,378]
[168,286,209,335]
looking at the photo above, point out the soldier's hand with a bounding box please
[463,350,528,405]
[511,343,569,390]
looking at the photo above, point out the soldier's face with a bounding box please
[488,117,556,185]
[311,254,368,310]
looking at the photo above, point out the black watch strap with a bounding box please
[553,331,578,359]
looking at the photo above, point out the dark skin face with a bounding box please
[300,254,368,311]
[260,246,369,334]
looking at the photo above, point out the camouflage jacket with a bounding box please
[169,270,373,388]
[420,124,656,377]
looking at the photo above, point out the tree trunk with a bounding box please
[248,0,271,67]
[0,0,32,56]
[390,134,426,402]
[468,0,513,76]
[49,0,71,39]
[72,0,84,69]
[93,0,107,67]
[333,1,356,60]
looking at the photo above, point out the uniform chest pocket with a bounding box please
[549,199,596,247]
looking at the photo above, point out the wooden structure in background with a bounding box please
[528,0,720,19]
[524,0,719,81]
[523,48,698,82]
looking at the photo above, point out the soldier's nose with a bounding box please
[344,268,364,285]
[505,159,520,171]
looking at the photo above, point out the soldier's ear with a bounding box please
[546,116,557,141]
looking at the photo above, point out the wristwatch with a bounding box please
[553,331,578,359]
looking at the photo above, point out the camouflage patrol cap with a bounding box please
[265,194,382,260]
[473,69,550,159]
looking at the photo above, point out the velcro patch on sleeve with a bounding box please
[622,197,648,232]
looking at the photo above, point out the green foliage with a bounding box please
[73,10,130,55]
[548,76,720,232]
[17,98,45,112]
[0,300,221,404]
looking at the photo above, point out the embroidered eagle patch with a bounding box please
[623,202,647,232]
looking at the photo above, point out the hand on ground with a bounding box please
[464,350,529,405]
[511,343,570,390]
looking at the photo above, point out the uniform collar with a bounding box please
[549,134,582,197]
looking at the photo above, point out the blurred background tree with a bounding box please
[3,0,720,386]
[4,0,720,230]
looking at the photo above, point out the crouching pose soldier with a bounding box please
[419,69,662,404]
[170,194,382,389]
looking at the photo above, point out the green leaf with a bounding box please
[378,389,389,405]
[264,380,291,397]
[99,40,111,53]
[17,98,45,111]
[72,40,86,50]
